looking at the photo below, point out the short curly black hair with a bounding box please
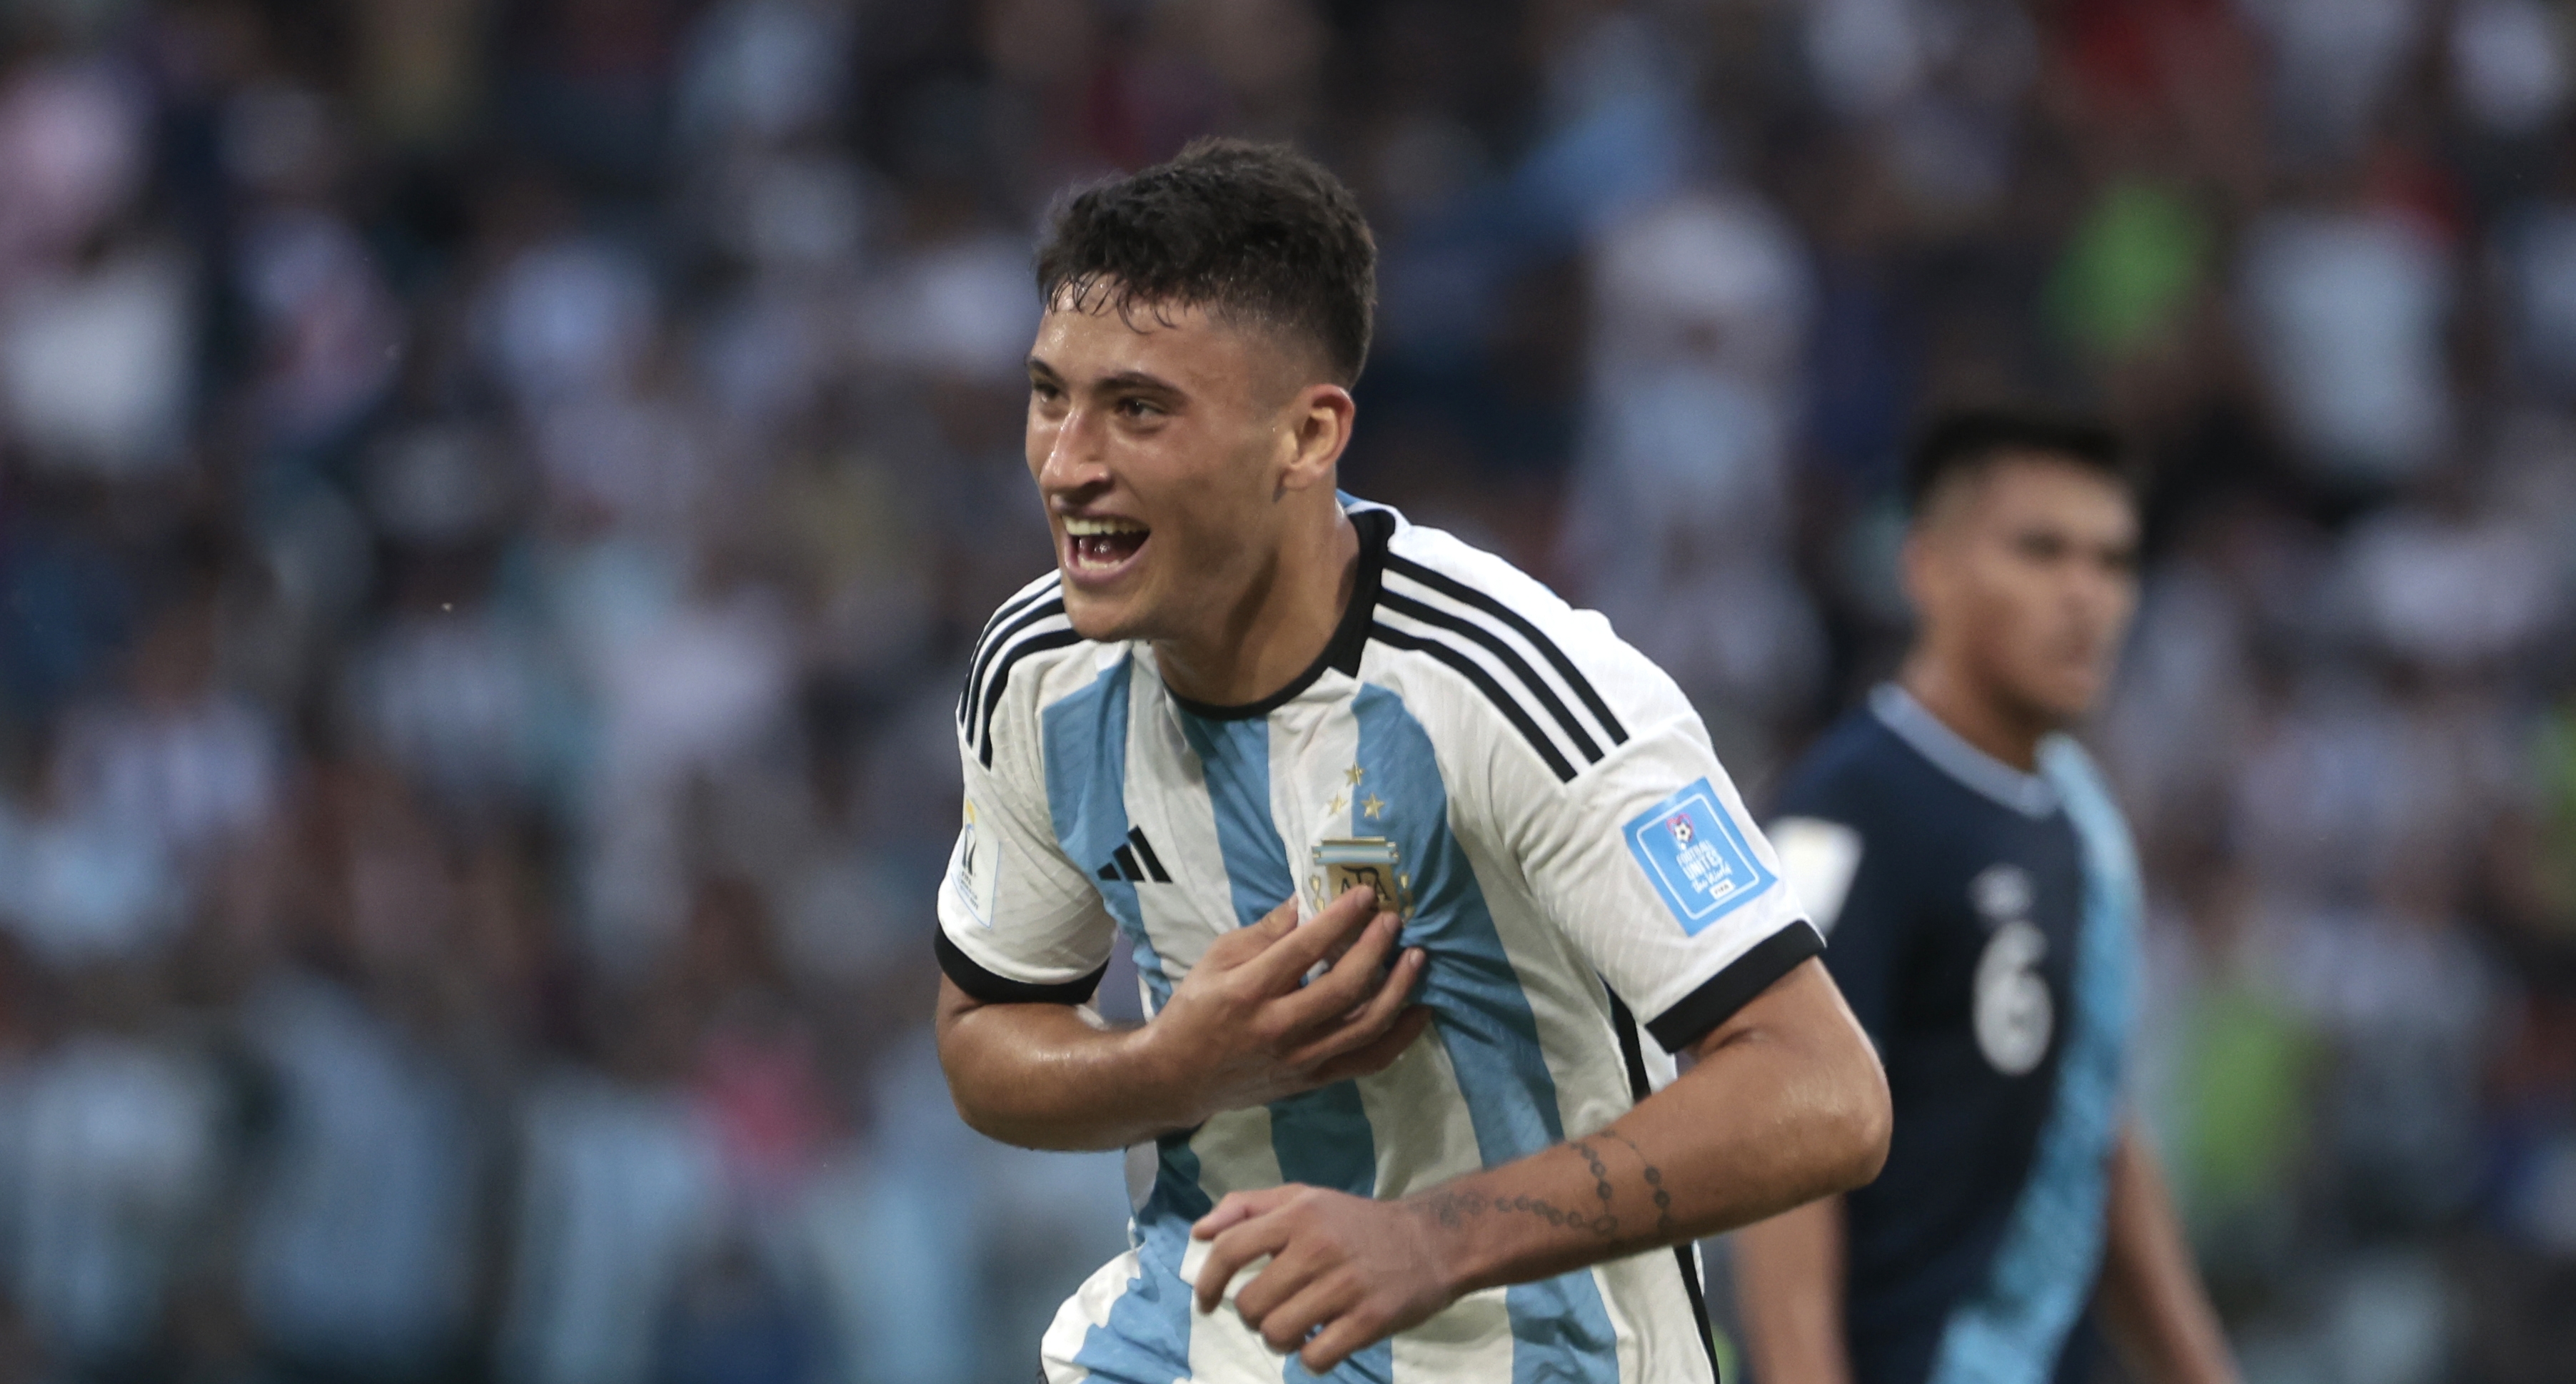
[1904,408,2135,517]
[1034,138,1377,385]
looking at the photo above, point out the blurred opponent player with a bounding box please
[932,138,1891,1383]
[1733,413,2236,1384]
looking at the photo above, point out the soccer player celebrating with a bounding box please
[1734,413,2236,1384]
[932,138,1890,1383]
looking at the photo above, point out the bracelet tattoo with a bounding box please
[1411,1132,1680,1248]
[1599,1129,1680,1241]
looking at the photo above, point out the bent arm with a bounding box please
[937,889,1431,1152]
[935,976,1198,1151]
[1413,959,1889,1292]
[2095,1123,2237,1384]
[1734,1195,1853,1384]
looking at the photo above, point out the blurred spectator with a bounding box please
[498,958,725,1384]
[3,997,224,1373]
[237,969,483,1378]
[2239,198,2455,489]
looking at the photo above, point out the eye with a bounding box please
[1115,396,1162,420]
[2012,531,2067,562]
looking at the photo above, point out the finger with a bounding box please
[1238,885,1377,992]
[1305,1002,1434,1085]
[1192,1208,1295,1315]
[1287,946,1425,1066]
[1192,1186,1297,1241]
[1299,1303,1390,1375]
[1274,912,1405,1026]
[1228,1235,1322,1327]
[1200,894,1305,968]
[1258,1271,1362,1358]
[1330,942,1425,1035]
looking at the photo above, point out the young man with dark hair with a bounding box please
[933,137,1891,1382]
[1733,410,2237,1384]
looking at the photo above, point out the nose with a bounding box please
[2066,558,2131,636]
[1033,403,1108,499]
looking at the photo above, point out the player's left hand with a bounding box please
[1191,1183,1459,1372]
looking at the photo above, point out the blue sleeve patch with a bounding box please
[1624,779,1778,935]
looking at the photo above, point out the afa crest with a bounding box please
[1308,837,1415,920]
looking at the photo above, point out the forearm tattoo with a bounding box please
[1599,1128,1680,1241]
[1412,1130,1681,1251]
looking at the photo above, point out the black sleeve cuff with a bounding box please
[935,930,1108,1006]
[1643,920,1827,1052]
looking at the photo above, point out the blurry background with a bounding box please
[0,0,2571,1380]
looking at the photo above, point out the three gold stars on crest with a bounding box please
[1329,764,1385,821]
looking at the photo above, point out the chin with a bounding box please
[1060,587,1149,644]
[1996,673,2092,730]
[2033,680,2103,725]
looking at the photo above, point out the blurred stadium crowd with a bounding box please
[0,0,2572,1380]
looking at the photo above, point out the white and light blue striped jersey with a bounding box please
[937,497,1824,1384]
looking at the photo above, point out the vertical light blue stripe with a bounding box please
[1928,737,2140,1384]
[1177,712,1389,1384]
[1045,657,1207,1383]
[1351,687,1621,1384]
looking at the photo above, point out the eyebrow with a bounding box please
[1023,362,1186,398]
[1097,369,1183,395]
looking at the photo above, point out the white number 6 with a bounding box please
[1973,919,2052,1076]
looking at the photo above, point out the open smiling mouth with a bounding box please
[1063,515,1149,577]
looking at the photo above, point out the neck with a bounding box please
[1154,507,1360,707]
[1896,652,2050,773]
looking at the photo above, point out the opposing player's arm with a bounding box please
[2095,1122,2238,1384]
[1192,956,1887,1371]
[1734,1194,1853,1384]
[1733,807,1881,1384]
[936,886,1431,1151]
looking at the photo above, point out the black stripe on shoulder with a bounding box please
[1378,590,1603,764]
[1381,553,1628,747]
[1642,920,1825,1053]
[937,930,1107,1006]
[1368,622,1578,782]
[977,579,1063,650]
[975,627,1085,766]
[958,582,1062,721]
[963,590,1061,722]
[960,595,1069,733]
[961,605,1045,727]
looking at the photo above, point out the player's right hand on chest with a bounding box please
[1144,886,1432,1121]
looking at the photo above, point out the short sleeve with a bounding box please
[936,717,1116,1006]
[1766,812,1896,1042]
[1506,712,1823,1052]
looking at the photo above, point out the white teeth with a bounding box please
[1063,516,1147,536]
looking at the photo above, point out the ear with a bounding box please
[1898,524,1943,626]
[1277,384,1356,494]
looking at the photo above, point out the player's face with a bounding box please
[1025,298,1314,644]
[1916,455,2139,725]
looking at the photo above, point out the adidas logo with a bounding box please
[1097,827,1172,884]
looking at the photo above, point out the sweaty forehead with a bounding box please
[1032,290,1319,401]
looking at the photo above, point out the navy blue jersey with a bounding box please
[1766,687,2139,1384]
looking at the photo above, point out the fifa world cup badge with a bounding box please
[949,797,1000,926]
[1310,838,1414,919]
